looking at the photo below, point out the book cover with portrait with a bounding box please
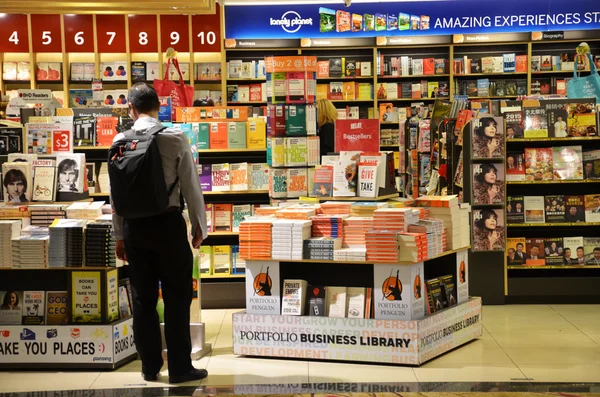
[564,236,585,265]
[544,237,564,266]
[2,162,33,203]
[472,162,504,205]
[472,209,504,252]
[0,291,24,324]
[55,153,85,193]
[506,151,525,181]
[507,195,525,223]
[564,195,585,222]
[525,237,545,266]
[584,237,600,265]
[506,237,526,266]
[544,195,565,223]
[584,194,600,223]
[471,116,504,159]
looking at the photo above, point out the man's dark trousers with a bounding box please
[124,211,193,376]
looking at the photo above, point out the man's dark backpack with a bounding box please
[108,125,179,219]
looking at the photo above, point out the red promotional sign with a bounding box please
[192,5,221,53]
[335,119,381,153]
[52,129,73,153]
[128,15,158,53]
[0,14,29,52]
[31,15,62,53]
[96,15,127,53]
[64,15,94,53]
[160,15,190,52]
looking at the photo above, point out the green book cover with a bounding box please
[228,122,247,149]
[286,137,308,166]
[286,104,307,136]
[197,123,210,149]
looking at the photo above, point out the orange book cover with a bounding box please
[516,55,528,73]
[214,204,233,232]
[95,116,119,147]
[209,122,228,149]
[343,81,356,100]
[317,61,330,78]
[423,58,435,75]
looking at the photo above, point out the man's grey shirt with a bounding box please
[111,116,207,241]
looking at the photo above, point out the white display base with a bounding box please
[233,297,482,365]
[161,323,212,361]
[0,317,136,369]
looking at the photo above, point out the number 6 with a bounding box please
[75,32,84,45]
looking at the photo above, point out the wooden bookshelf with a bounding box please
[468,96,519,99]
[377,74,451,79]
[507,222,600,227]
[454,72,528,77]
[317,76,373,80]
[508,137,600,142]
[507,180,600,185]
[508,265,600,270]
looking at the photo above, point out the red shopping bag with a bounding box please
[153,58,194,120]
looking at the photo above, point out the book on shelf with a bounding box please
[307,285,326,316]
[525,148,553,181]
[544,237,564,266]
[0,291,23,324]
[583,150,600,179]
[230,163,249,191]
[3,162,33,203]
[541,55,552,71]
[544,195,566,223]
[214,204,233,232]
[346,287,366,318]
[269,168,288,198]
[584,237,600,265]
[212,246,231,274]
[505,111,524,139]
[531,56,541,72]
[45,291,68,325]
[525,237,545,266]
[325,286,347,318]
[562,236,585,265]
[426,278,447,314]
[562,195,585,223]
[32,166,57,202]
[329,58,343,78]
[287,168,308,198]
[507,237,527,266]
[249,163,269,191]
[524,107,549,138]
[211,163,230,192]
[516,55,528,73]
[21,291,45,325]
[199,164,212,192]
[209,122,228,149]
[281,279,308,316]
[552,146,583,180]
[232,204,252,233]
[423,58,435,75]
[506,152,525,181]
[584,194,600,222]
[524,196,545,223]
[205,204,213,232]
[434,59,446,74]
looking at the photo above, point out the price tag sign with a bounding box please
[0,14,29,52]
[96,15,127,53]
[192,5,221,53]
[52,129,73,153]
[128,15,158,53]
[160,15,190,52]
[64,15,94,53]
[31,14,62,53]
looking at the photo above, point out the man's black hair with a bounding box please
[128,83,160,114]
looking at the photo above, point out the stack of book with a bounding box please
[272,220,311,261]
[0,221,21,267]
[303,237,342,261]
[398,233,428,262]
[48,219,86,268]
[343,217,374,248]
[238,219,273,260]
[365,230,400,263]
[414,196,470,249]
[350,202,388,217]
[12,235,50,269]
[408,219,445,258]
[373,208,419,233]
[28,205,67,227]
[320,202,352,215]
[333,248,367,262]
[66,202,104,220]
[275,206,318,220]
[310,215,345,238]
[85,220,116,267]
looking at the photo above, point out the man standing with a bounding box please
[111,83,208,384]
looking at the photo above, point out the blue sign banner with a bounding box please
[225,0,600,39]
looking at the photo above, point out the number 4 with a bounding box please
[9,31,19,45]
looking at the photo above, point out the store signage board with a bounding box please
[373,262,425,321]
[453,32,531,44]
[96,15,127,53]
[532,29,600,40]
[377,35,453,46]
[0,14,29,53]
[160,15,190,52]
[192,4,222,53]
[64,15,94,53]
[335,119,380,153]
[225,1,600,39]
[301,37,376,48]
[232,298,482,365]
[0,318,135,365]
[225,38,300,49]
[71,271,102,324]
[128,15,158,53]
[245,261,281,315]
[31,14,62,53]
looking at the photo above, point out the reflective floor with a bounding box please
[0,304,599,394]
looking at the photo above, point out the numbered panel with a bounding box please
[31,14,62,53]
[96,15,127,53]
[192,6,221,53]
[128,15,158,53]
[64,15,94,53]
[0,14,29,52]
[160,15,190,52]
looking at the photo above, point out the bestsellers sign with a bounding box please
[225,0,600,39]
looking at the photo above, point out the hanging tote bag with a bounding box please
[153,58,195,120]
[567,52,600,101]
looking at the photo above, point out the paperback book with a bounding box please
[472,209,504,252]
[506,152,525,181]
[524,196,545,223]
[552,146,583,180]
[564,195,586,222]
[584,194,600,222]
[525,237,545,266]
[507,195,525,223]
[584,237,600,265]
[544,195,566,223]
[544,237,564,266]
[525,148,553,181]
[506,237,527,266]
[472,162,504,205]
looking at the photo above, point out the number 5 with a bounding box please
[42,31,52,45]
[106,32,116,45]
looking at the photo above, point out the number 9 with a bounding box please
[170,32,180,45]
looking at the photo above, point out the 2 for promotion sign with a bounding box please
[335,119,380,153]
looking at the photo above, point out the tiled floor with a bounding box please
[1,304,600,392]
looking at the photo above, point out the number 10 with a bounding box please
[197,31,216,45]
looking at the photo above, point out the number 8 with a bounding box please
[139,32,148,45]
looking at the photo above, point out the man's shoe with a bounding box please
[142,373,159,382]
[169,368,208,384]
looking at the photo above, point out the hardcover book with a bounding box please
[333,151,360,197]
[45,291,68,325]
[544,195,566,223]
[325,286,347,318]
[32,166,56,202]
[2,162,33,203]
[524,107,549,138]
[281,279,308,316]
[311,165,334,197]
[22,291,45,325]
[503,53,516,73]
[346,287,366,318]
[440,275,457,307]
[0,291,23,324]
[426,278,446,314]
[524,196,545,224]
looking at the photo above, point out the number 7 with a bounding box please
[106,32,116,45]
